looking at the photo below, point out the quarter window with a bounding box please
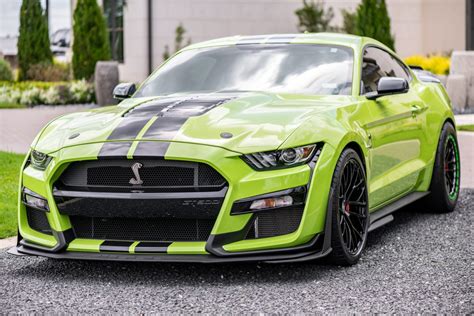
[361,47,410,93]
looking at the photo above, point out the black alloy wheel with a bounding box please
[328,148,369,266]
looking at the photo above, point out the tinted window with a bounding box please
[361,47,410,93]
[135,44,354,97]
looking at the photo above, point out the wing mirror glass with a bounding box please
[113,83,136,100]
[366,77,409,100]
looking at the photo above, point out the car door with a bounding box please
[359,46,427,208]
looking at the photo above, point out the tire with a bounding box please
[327,148,369,266]
[422,122,460,213]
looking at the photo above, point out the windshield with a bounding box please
[135,44,354,97]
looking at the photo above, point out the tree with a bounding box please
[72,0,111,80]
[163,23,192,61]
[341,9,356,34]
[295,0,334,33]
[354,0,395,50]
[17,0,53,81]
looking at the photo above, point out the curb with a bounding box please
[0,236,17,249]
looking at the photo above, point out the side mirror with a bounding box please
[113,83,136,100]
[366,77,409,100]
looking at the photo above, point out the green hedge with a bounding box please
[0,80,95,107]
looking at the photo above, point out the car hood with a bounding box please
[33,92,352,154]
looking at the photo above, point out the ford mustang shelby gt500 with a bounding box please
[9,33,460,265]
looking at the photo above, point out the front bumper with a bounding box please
[9,233,331,263]
[13,141,337,262]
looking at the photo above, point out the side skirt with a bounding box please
[368,191,430,232]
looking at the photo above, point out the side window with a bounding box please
[361,47,410,93]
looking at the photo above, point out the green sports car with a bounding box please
[9,33,460,265]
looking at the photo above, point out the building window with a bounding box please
[103,0,124,62]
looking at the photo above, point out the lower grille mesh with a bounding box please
[70,216,215,242]
[246,208,304,239]
[26,207,52,235]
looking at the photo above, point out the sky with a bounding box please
[0,0,72,37]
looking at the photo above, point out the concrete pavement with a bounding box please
[0,237,16,249]
[455,113,474,126]
[0,105,95,153]
[458,131,474,188]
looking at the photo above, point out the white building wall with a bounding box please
[119,0,466,82]
[119,0,149,83]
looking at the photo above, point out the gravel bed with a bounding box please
[1,190,472,314]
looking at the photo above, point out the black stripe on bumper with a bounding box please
[99,241,133,252]
[134,242,171,253]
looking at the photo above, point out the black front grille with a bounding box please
[246,207,304,239]
[70,216,214,242]
[26,207,52,235]
[56,159,227,192]
[55,196,223,219]
[53,159,226,243]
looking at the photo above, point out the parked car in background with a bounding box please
[50,28,71,62]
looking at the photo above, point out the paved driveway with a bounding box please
[0,105,94,153]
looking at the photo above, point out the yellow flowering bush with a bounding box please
[404,54,450,75]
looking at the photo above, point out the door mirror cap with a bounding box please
[366,77,409,100]
[113,83,136,100]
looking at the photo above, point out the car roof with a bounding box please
[184,33,392,54]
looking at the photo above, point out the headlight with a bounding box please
[30,150,52,170]
[242,144,321,170]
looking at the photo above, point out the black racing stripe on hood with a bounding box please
[106,117,151,140]
[97,99,181,158]
[134,242,171,253]
[98,141,133,159]
[133,141,170,158]
[125,99,179,117]
[99,96,234,159]
[140,97,234,141]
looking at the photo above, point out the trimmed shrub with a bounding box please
[295,0,334,33]
[17,0,53,81]
[26,61,71,81]
[341,9,356,34]
[0,58,14,81]
[354,0,395,51]
[72,0,111,80]
[0,80,95,106]
[163,23,192,61]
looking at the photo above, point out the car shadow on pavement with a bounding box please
[9,190,471,286]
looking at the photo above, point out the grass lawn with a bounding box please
[0,102,25,109]
[458,124,474,132]
[0,151,25,238]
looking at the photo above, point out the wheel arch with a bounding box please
[344,141,367,171]
[444,117,456,130]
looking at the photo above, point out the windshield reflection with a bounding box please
[136,44,354,97]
